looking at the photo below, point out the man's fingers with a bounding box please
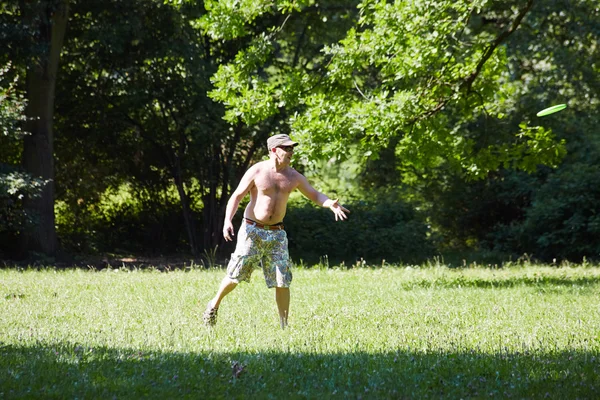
[331,200,350,213]
[223,228,234,241]
[334,209,348,221]
[329,199,350,221]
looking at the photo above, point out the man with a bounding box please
[203,134,349,329]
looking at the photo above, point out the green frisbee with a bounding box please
[537,104,567,117]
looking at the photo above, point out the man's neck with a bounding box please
[271,157,289,172]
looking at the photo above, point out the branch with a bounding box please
[292,20,309,68]
[410,0,535,126]
[354,79,368,100]
[463,0,535,92]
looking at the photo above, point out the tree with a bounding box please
[51,0,359,255]
[418,0,600,260]
[54,0,216,255]
[204,0,565,178]
[1,1,70,256]
[0,62,45,258]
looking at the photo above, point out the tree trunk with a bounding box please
[201,142,222,252]
[174,169,199,257]
[20,0,70,257]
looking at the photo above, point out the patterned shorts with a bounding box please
[226,222,293,288]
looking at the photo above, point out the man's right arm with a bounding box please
[223,166,256,241]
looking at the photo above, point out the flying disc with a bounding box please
[537,104,567,117]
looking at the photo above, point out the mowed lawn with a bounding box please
[1,265,599,399]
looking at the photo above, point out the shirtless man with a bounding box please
[203,134,349,329]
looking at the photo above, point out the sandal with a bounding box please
[203,301,218,326]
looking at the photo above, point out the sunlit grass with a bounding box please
[1,264,599,398]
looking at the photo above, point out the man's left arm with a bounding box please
[297,174,350,221]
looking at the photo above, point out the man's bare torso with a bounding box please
[244,160,300,225]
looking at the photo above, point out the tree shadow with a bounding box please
[1,342,598,399]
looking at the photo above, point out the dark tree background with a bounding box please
[1,0,598,264]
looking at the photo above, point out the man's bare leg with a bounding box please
[275,287,290,329]
[203,276,237,326]
[210,276,238,309]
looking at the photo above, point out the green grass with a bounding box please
[1,264,600,399]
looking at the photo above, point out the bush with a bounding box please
[505,163,600,262]
[0,168,46,257]
[57,195,190,255]
[285,195,433,265]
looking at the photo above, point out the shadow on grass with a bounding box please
[1,342,598,399]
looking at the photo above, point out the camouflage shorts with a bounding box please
[226,222,293,288]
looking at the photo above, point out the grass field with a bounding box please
[1,264,599,399]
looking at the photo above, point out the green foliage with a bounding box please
[285,192,433,265]
[499,163,600,262]
[0,169,45,229]
[204,0,357,125]
[0,64,26,138]
[0,63,26,170]
[200,0,283,40]
[204,0,564,175]
[422,169,542,253]
[54,0,254,253]
[423,159,600,264]
[1,0,597,263]
[56,187,189,255]
[465,123,566,179]
[415,0,600,262]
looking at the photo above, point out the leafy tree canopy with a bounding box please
[199,0,566,179]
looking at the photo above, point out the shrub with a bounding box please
[507,163,600,262]
[56,193,190,255]
[285,195,433,265]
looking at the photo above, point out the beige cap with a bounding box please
[267,134,298,150]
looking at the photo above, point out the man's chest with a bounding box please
[254,171,296,194]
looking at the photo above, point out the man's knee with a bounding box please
[223,276,239,285]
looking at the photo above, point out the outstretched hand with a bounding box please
[328,199,350,221]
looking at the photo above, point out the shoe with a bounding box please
[203,301,218,326]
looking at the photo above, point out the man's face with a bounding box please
[273,145,295,163]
